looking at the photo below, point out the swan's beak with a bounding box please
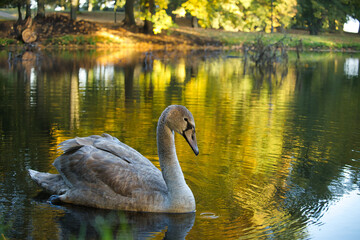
[183,129,199,156]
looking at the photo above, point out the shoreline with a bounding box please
[1,13,360,53]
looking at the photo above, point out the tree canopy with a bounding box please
[295,0,352,35]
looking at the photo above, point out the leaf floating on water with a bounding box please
[199,212,219,219]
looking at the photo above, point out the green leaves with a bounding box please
[296,0,357,35]
[174,0,297,32]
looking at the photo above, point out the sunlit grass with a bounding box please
[0,38,18,46]
[45,35,97,46]
[96,31,124,43]
[213,30,360,50]
[173,26,360,51]
[43,29,132,47]
[45,34,120,46]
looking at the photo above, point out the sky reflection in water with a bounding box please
[0,49,359,239]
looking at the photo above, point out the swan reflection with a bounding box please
[54,204,195,239]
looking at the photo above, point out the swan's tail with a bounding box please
[28,169,69,195]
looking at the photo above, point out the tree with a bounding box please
[123,0,136,26]
[88,0,94,11]
[273,0,298,32]
[295,0,352,35]
[142,0,155,33]
[70,0,79,20]
[139,0,173,34]
[174,0,296,32]
[25,0,31,19]
[36,0,45,19]
[347,0,360,34]
[17,1,23,21]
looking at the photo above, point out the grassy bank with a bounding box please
[2,28,360,52]
[176,27,360,51]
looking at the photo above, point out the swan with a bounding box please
[28,105,199,213]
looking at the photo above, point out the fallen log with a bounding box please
[13,17,38,43]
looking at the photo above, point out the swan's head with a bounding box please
[163,105,199,156]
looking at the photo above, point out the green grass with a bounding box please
[45,35,99,46]
[211,31,360,51]
[0,38,19,46]
[182,26,360,51]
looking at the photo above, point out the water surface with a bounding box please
[0,49,359,239]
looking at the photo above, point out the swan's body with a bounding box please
[28,105,198,213]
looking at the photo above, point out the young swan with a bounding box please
[28,105,199,213]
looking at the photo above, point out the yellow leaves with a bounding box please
[152,10,173,34]
[115,0,126,8]
[172,7,187,18]
[156,0,170,9]
[180,0,211,28]
[138,0,174,34]
[239,0,253,9]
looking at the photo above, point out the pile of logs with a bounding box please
[13,14,100,43]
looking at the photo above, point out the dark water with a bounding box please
[0,49,359,239]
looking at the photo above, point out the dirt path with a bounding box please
[76,11,125,24]
[0,11,17,20]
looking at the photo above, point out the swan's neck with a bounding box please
[157,123,195,211]
[157,124,187,189]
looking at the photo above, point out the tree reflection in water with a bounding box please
[0,50,359,239]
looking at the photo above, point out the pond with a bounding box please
[0,48,359,239]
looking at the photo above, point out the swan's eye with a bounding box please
[184,117,188,122]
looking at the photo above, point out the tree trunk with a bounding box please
[309,26,318,35]
[308,18,321,35]
[123,0,136,26]
[25,0,31,19]
[17,3,22,21]
[338,23,344,33]
[191,16,198,28]
[88,0,93,11]
[143,19,153,34]
[70,0,78,21]
[143,0,155,34]
[36,0,45,19]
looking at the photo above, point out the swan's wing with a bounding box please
[58,133,153,166]
[55,134,167,197]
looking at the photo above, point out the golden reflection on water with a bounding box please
[42,51,299,238]
[1,50,360,239]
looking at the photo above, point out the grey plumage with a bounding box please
[28,105,198,213]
